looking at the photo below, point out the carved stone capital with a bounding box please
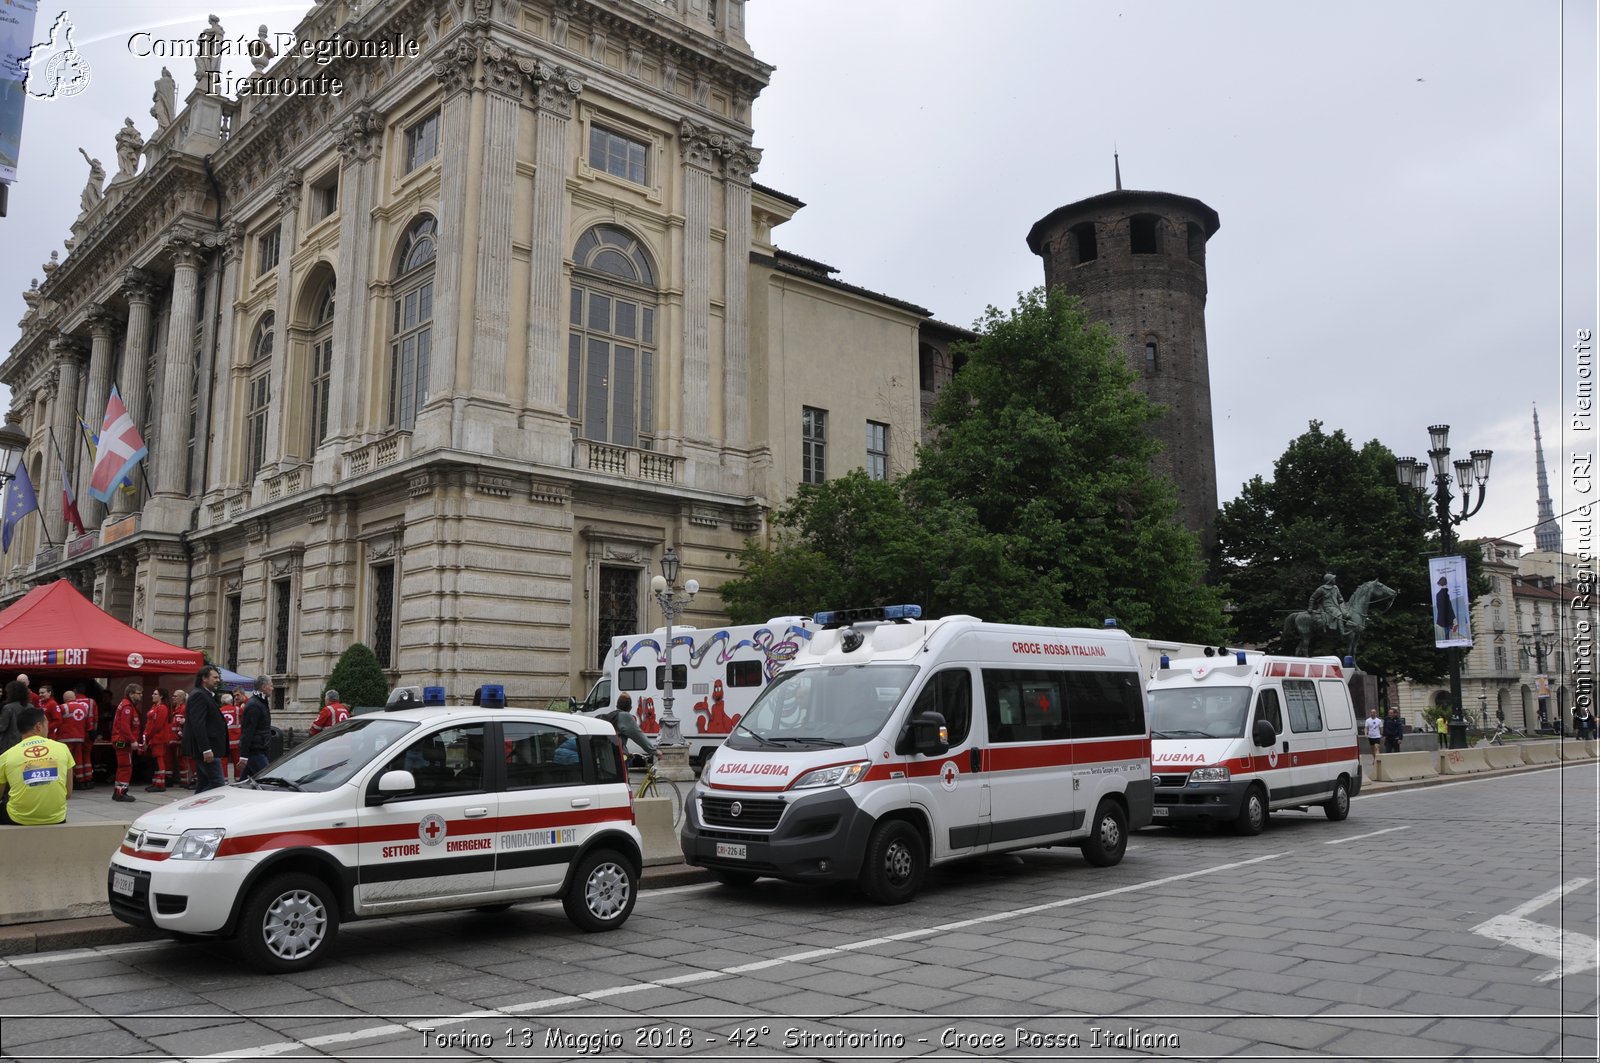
[434,39,478,96]
[86,306,122,341]
[723,143,762,183]
[478,40,525,100]
[166,230,207,272]
[274,166,303,211]
[335,108,384,162]
[531,60,584,116]
[49,332,87,365]
[679,118,727,170]
[121,269,159,306]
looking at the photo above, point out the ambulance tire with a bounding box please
[859,819,927,905]
[236,872,339,973]
[1323,777,1351,821]
[563,849,637,932]
[712,870,760,889]
[1233,786,1268,836]
[1081,800,1128,867]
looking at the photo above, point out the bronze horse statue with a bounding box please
[1282,579,1397,659]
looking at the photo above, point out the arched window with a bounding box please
[568,224,658,447]
[390,216,436,430]
[309,279,335,449]
[247,313,274,479]
[1144,339,1158,376]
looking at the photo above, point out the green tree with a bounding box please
[720,287,1229,642]
[324,642,389,710]
[1214,420,1483,682]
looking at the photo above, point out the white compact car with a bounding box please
[107,705,643,971]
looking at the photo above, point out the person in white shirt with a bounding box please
[1363,708,1384,756]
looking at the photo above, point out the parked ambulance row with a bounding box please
[106,606,1360,973]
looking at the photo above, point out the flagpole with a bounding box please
[47,425,85,539]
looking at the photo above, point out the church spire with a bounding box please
[1533,403,1562,552]
[1114,149,1122,190]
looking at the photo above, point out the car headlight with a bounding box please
[1188,766,1230,784]
[790,761,871,789]
[168,828,226,861]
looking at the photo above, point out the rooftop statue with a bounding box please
[76,148,104,213]
[151,67,176,129]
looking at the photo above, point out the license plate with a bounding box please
[112,871,135,896]
[1152,807,1169,818]
[715,842,747,860]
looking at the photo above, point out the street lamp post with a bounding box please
[649,547,698,783]
[1519,630,1557,733]
[1395,425,1492,747]
[0,412,29,491]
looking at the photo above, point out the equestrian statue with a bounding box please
[1282,574,1397,659]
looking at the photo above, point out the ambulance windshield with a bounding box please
[729,665,919,750]
[249,718,418,792]
[1148,687,1251,739]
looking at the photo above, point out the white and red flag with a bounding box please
[87,385,148,504]
[52,435,85,535]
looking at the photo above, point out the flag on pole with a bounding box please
[88,385,148,504]
[52,435,85,535]
[1,461,40,554]
[80,416,137,495]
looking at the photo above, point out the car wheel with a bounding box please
[1323,777,1351,821]
[1233,786,1268,836]
[858,819,926,905]
[1081,800,1128,867]
[236,872,338,973]
[712,870,759,889]
[563,849,637,932]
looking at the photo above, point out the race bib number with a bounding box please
[22,767,58,786]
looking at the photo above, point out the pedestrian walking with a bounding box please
[1575,706,1596,740]
[238,677,273,779]
[602,692,656,762]
[110,683,143,802]
[1383,708,1406,754]
[0,707,74,825]
[184,667,228,794]
[1363,708,1383,756]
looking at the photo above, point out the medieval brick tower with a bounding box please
[1026,182,1221,560]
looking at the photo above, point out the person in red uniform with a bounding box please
[110,683,144,802]
[220,692,242,782]
[169,689,192,788]
[38,682,61,739]
[309,690,351,735]
[143,689,172,793]
[57,688,94,788]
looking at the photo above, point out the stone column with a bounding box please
[525,62,583,416]
[721,143,760,449]
[469,49,524,405]
[152,234,205,498]
[262,168,301,473]
[190,224,235,501]
[110,271,158,518]
[330,115,379,445]
[42,336,85,544]
[679,121,719,442]
[78,307,120,528]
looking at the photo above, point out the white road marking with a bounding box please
[1324,825,1411,845]
[1470,878,1599,983]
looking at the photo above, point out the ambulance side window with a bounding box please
[1283,680,1323,733]
[503,722,585,789]
[982,669,1067,743]
[910,669,973,746]
[1253,689,1284,735]
[1061,671,1145,737]
[380,724,487,798]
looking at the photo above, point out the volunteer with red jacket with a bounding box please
[169,689,192,787]
[57,689,94,788]
[111,683,144,802]
[309,690,351,734]
[143,689,173,793]
[38,683,61,739]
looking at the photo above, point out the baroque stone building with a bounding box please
[1,0,937,722]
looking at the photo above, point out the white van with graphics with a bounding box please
[1146,652,1362,834]
[679,607,1153,903]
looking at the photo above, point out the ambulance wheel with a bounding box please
[859,819,926,904]
[712,870,760,889]
[237,872,338,973]
[563,849,636,932]
[1233,786,1268,836]
[1081,800,1128,867]
[1323,777,1351,821]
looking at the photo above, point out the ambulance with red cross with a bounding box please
[679,606,1153,903]
[106,705,642,971]
[1145,651,1362,834]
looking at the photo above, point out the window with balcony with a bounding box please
[389,215,436,430]
[567,225,657,448]
[308,279,335,449]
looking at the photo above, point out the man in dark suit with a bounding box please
[238,676,274,779]
[184,666,228,793]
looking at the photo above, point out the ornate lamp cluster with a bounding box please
[650,547,699,781]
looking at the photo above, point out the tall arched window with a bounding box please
[247,312,274,479]
[308,279,335,449]
[390,216,436,430]
[568,224,658,448]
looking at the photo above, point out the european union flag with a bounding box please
[1,461,39,554]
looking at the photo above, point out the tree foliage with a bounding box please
[325,642,389,710]
[1214,421,1484,682]
[721,287,1229,642]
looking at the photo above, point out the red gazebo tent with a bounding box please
[0,579,204,676]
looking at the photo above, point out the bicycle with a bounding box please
[633,758,685,828]
[1489,724,1525,746]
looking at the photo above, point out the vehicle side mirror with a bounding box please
[911,712,949,757]
[369,769,416,804]
[1252,719,1276,748]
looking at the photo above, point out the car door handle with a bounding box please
[1281,741,1290,753]
[571,797,592,808]
[464,807,489,818]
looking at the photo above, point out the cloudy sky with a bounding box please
[3,1,1594,556]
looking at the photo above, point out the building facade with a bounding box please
[1,0,934,723]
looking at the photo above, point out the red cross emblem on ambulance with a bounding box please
[419,814,447,846]
[940,760,960,791]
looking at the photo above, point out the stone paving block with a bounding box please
[1113,974,1233,1006]
[1215,1015,1345,1051]
[860,982,973,1011]
[676,974,804,1007]
[961,954,1066,980]
[0,1016,120,1048]
[8,1027,159,1059]
[1373,967,1491,997]
[1317,1026,1473,1059]
[783,970,895,998]
[1422,1016,1560,1054]
[812,951,915,977]
[1283,942,1371,964]
[147,1018,288,1055]
[1024,985,1142,1013]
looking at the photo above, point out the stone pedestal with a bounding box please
[653,741,694,784]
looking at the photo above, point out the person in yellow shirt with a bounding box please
[0,707,75,825]
[1435,712,1448,750]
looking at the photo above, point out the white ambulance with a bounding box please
[580,617,816,763]
[679,606,1153,903]
[1145,651,1362,834]
[107,705,642,972]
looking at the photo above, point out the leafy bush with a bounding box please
[325,643,389,710]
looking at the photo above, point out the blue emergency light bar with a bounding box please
[423,686,446,706]
[1236,651,1248,665]
[813,604,923,628]
[1103,618,1118,628]
[478,684,506,708]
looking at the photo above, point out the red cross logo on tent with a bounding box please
[419,814,447,845]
